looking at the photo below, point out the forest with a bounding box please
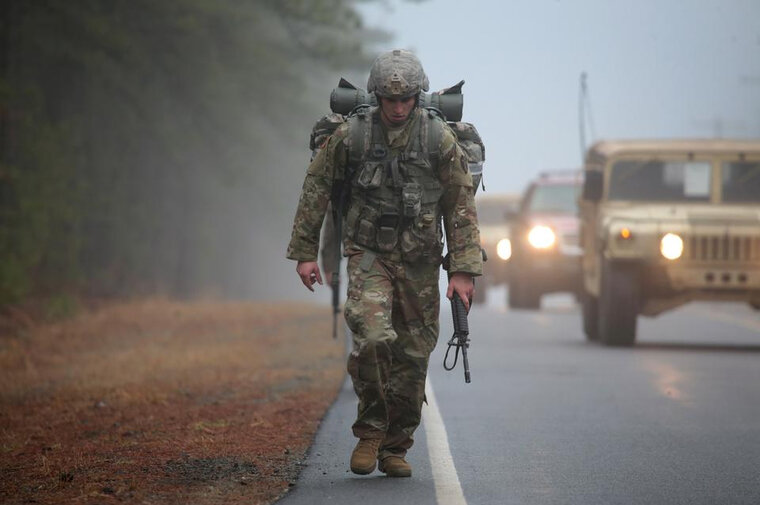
[0,0,399,309]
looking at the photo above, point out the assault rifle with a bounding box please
[330,201,342,340]
[442,253,477,383]
[443,292,471,383]
[330,271,339,339]
[328,177,351,340]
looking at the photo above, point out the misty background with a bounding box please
[1,0,758,307]
[360,0,760,194]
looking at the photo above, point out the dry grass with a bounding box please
[0,299,345,504]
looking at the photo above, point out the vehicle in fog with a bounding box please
[579,139,760,346]
[507,171,583,309]
[474,192,520,303]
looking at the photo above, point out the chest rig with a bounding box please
[343,106,446,263]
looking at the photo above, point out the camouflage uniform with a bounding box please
[319,203,340,279]
[287,51,481,463]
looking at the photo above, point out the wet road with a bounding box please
[278,288,760,505]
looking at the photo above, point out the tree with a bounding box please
[0,0,385,305]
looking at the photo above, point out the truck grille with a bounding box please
[686,235,760,262]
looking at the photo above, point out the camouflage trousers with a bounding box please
[344,249,440,460]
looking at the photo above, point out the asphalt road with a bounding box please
[278,288,760,505]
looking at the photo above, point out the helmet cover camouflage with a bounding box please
[367,49,430,98]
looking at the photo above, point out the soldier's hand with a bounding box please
[297,261,323,292]
[446,272,475,312]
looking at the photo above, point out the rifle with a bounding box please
[330,201,342,340]
[330,273,339,339]
[443,292,471,383]
[441,253,475,383]
[328,172,352,339]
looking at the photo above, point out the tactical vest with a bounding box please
[343,106,446,263]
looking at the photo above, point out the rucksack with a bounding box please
[309,79,485,192]
[311,80,486,336]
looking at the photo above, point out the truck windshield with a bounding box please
[722,162,760,202]
[608,160,711,202]
[477,200,516,224]
[527,184,579,213]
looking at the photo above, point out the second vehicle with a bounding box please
[508,171,583,309]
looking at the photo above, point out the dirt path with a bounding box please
[0,299,345,504]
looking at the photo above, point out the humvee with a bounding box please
[507,171,583,309]
[475,192,520,304]
[579,139,760,346]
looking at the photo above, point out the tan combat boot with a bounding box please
[378,455,412,478]
[350,438,382,475]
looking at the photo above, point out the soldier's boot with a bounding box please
[350,438,383,475]
[378,455,412,478]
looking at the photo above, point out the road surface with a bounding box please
[279,288,760,505]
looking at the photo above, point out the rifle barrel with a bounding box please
[331,272,340,339]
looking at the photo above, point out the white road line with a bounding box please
[424,381,468,505]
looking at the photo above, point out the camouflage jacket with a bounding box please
[286,106,482,276]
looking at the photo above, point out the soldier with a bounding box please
[286,49,482,478]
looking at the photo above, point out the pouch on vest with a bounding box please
[376,213,399,252]
[356,162,384,190]
[400,213,442,263]
[402,182,422,218]
[355,206,380,249]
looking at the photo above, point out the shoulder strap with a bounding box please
[347,105,372,168]
[330,105,371,216]
[423,107,445,170]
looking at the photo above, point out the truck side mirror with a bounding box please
[582,171,603,202]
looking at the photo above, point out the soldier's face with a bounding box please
[379,96,416,126]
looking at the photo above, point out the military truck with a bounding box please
[507,171,583,309]
[474,192,520,304]
[579,139,760,346]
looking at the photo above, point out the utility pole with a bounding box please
[578,72,596,163]
[738,74,760,136]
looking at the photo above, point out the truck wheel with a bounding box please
[508,276,540,310]
[581,291,599,341]
[598,259,638,347]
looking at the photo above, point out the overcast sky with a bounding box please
[357,0,760,194]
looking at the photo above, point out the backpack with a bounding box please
[446,120,485,192]
[309,79,485,192]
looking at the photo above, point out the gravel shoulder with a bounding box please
[0,299,345,505]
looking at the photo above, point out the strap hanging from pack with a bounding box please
[424,108,445,172]
[348,105,372,167]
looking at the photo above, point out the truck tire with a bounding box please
[581,291,599,341]
[508,275,540,310]
[598,259,638,347]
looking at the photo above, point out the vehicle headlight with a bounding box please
[660,233,683,260]
[527,225,556,249]
[496,238,512,260]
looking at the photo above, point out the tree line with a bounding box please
[0,0,391,307]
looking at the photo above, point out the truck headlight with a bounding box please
[496,238,512,260]
[660,233,683,260]
[527,225,556,249]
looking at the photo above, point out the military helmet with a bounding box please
[367,49,429,99]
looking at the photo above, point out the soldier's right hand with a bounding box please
[296,261,323,292]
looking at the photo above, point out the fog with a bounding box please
[283,0,760,303]
[3,1,758,306]
[359,0,760,194]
